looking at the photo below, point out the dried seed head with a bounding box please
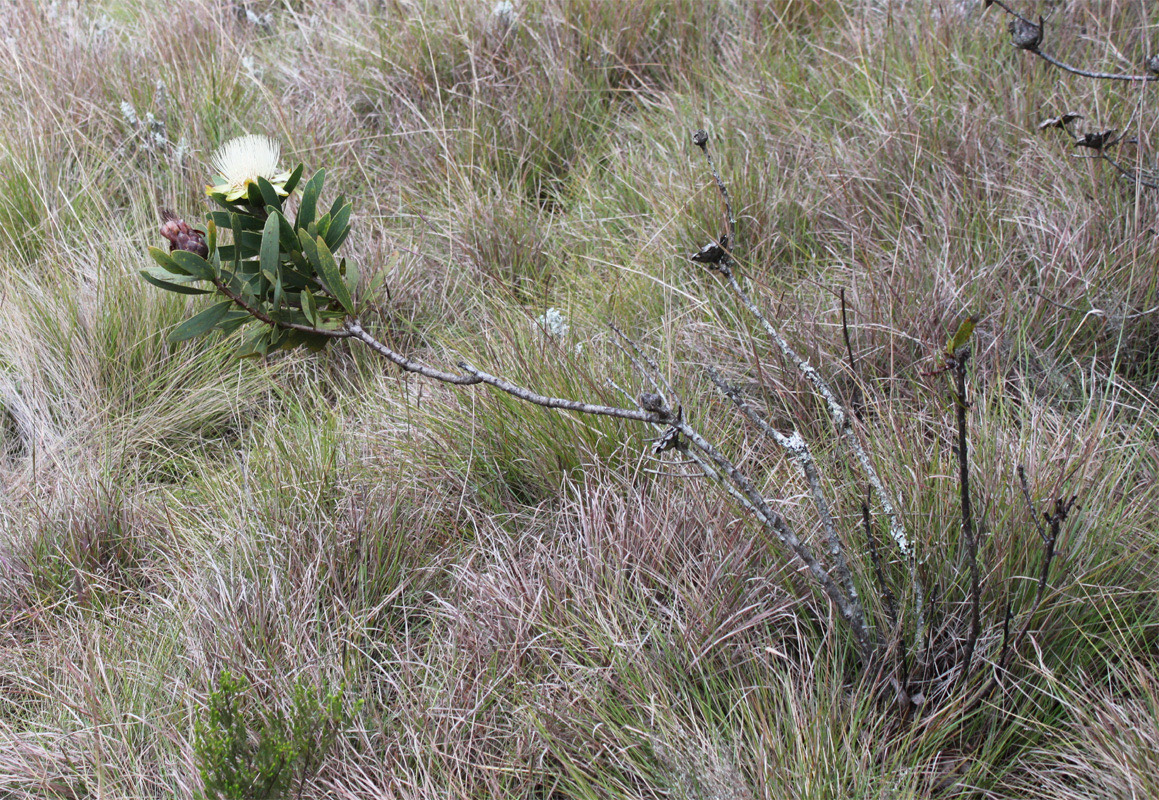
[638,393,666,413]
[1008,17,1042,51]
[691,129,709,149]
[159,209,209,259]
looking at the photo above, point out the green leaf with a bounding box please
[283,329,333,352]
[206,219,217,254]
[235,326,272,358]
[210,211,264,231]
[314,213,332,241]
[235,230,263,256]
[246,181,265,208]
[231,212,247,272]
[260,212,281,285]
[139,270,214,295]
[270,208,299,252]
[257,177,283,211]
[141,265,201,282]
[282,163,305,195]
[324,201,352,252]
[314,236,353,314]
[279,264,314,289]
[301,288,319,326]
[216,310,253,335]
[168,300,233,343]
[208,192,237,212]
[946,315,979,355]
[297,229,321,272]
[296,170,325,231]
[170,250,218,280]
[268,326,292,352]
[148,246,187,275]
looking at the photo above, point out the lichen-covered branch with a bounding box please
[705,368,868,646]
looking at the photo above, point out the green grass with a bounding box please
[2,0,1158,797]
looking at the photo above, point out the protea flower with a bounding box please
[205,134,292,202]
[159,209,208,258]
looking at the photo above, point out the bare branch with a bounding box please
[840,288,864,421]
[344,321,481,384]
[672,417,874,661]
[724,272,915,560]
[1098,152,1159,190]
[1017,465,1048,543]
[456,362,666,423]
[692,130,736,243]
[986,2,1159,82]
[1032,48,1158,83]
[705,368,868,644]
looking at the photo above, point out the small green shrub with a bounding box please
[193,670,355,800]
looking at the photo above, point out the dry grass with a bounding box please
[1,0,1158,797]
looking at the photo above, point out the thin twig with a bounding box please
[864,489,910,705]
[997,602,1014,675]
[698,135,736,244]
[983,0,1034,27]
[840,288,864,421]
[345,321,481,385]
[214,278,352,339]
[346,320,668,423]
[994,479,1076,677]
[1099,152,1159,190]
[1017,465,1048,543]
[456,362,669,423]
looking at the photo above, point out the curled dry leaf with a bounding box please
[690,234,730,265]
[1074,129,1118,150]
[1038,112,1083,131]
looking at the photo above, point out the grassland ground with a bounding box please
[1,0,1157,797]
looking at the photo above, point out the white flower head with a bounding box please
[536,307,569,339]
[207,134,292,201]
[492,0,515,20]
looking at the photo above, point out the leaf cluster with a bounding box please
[142,166,362,357]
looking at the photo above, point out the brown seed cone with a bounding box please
[159,208,208,259]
